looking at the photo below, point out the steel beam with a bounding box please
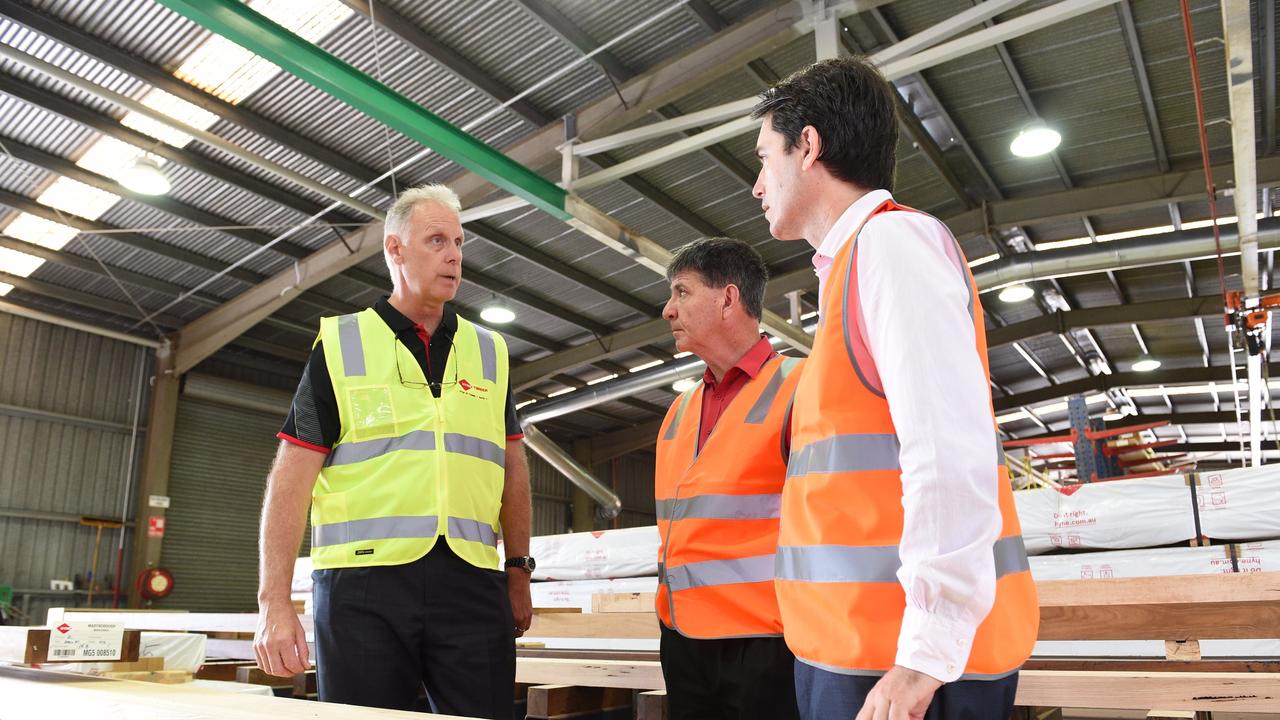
[1265,0,1277,156]
[511,266,816,389]
[1221,0,1263,466]
[0,1,399,197]
[986,295,1224,348]
[466,221,658,317]
[589,419,665,464]
[0,234,313,338]
[337,0,551,126]
[0,298,159,350]
[1115,1,1168,173]
[948,156,1280,239]
[127,345,178,607]
[155,0,566,219]
[0,80,362,223]
[993,363,1280,412]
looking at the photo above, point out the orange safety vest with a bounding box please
[655,354,804,639]
[776,199,1039,679]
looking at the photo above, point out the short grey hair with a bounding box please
[384,183,461,239]
[383,184,462,285]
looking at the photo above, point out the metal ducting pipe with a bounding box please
[520,424,621,519]
[975,217,1280,292]
[522,356,707,425]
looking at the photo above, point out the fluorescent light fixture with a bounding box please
[515,399,537,409]
[1033,237,1092,251]
[671,378,698,393]
[967,253,999,268]
[800,310,819,320]
[998,284,1035,303]
[673,351,692,359]
[1131,357,1162,372]
[546,387,576,398]
[479,303,516,324]
[1010,120,1061,158]
[119,156,172,195]
[0,282,11,296]
[37,177,120,219]
[587,373,618,385]
[629,359,665,373]
[4,214,78,250]
[996,410,1029,424]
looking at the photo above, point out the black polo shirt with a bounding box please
[278,298,523,453]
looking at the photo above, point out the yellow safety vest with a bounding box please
[310,307,510,571]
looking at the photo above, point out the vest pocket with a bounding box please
[346,385,396,441]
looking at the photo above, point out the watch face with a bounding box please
[526,556,536,572]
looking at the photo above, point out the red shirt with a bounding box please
[697,336,777,452]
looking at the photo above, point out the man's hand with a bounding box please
[853,665,943,720]
[507,568,533,637]
[254,600,311,677]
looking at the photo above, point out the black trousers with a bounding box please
[794,660,1019,720]
[660,623,801,720]
[312,542,515,718]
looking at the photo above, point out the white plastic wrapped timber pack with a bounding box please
[505,525,661,581]
[1015,474,1198,554]
[1029,539,1280,581]
[530,576,659,611]
[1195,465,1280,540]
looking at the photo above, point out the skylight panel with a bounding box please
[4,213,78,250]
[37,177,121,220]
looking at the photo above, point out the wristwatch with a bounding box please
[504,556,536,573]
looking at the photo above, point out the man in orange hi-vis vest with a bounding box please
[655,238,804,720]
[749,57,1039,720]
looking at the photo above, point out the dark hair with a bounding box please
[667,237,769,320]
[752,56,898,191]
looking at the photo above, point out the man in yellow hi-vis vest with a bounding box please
[254,184,533,719]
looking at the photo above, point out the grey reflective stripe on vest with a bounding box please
[338,313,365,377]
[312,514,439,547]
[473,325,497,382]
[787,433,901,478]
[776,534,1031,583]
[665,553,776,592]
[656,493,782,521]
[447,516,498,547]
[744,356,801,424]
[444,433,505,468]
[326,429,436,467]
[664,387,698,441]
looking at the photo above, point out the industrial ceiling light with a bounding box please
[1131,357,1162,372]
[671,377,697,393]
[479,301,516,324]
[998,284,1035,303]
[119,156,171,195]
[1010,120,1062,158]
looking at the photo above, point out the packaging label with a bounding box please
[48,622,125,661]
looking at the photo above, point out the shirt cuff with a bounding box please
[894,606,979,683]
[277,432,330,455]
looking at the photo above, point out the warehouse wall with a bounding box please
[593,451,657,530]
[0,313,149,624]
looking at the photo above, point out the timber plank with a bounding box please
[1016,670,1280,712]
[525,684,631,718]
[527,612,658,639]
[0,626,141,664]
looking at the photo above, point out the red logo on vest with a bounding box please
[459,379,472,391]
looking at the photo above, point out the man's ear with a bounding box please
[799,125,822,172]
[723,284,741,317]
[385,234,402,265]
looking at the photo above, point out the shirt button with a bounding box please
[956,639,966,647]
[946,664,956,673]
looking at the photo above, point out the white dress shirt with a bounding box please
[814,190,1003,683]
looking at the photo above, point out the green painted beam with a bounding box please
[157,0,568,220]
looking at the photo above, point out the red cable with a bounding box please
[1180,0,1230,312]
